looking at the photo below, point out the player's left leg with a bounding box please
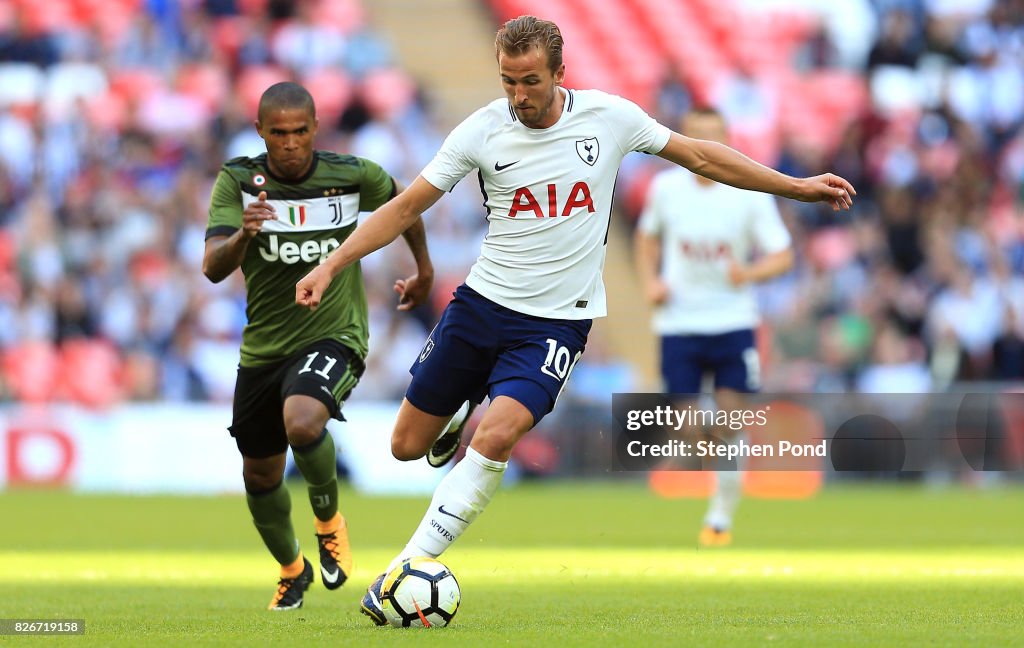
[230,363,312,610]
[281,339,365,590]
[390,395,533,568]
[242,453,314,609]
[395,284,499,464]
[699,387,745,546]
[361,395,533,625]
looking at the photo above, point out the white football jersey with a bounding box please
[637,168,791,334]
[421,88,671,319]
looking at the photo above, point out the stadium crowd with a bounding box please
[0,0,1022,419]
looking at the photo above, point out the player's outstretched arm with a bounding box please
[656,133,856,211]
[296,176,444,311]
[395,214,434,311]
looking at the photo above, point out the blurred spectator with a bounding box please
[926,261,1004,379]
[270,1,347,73]
[856,320,932,393]
[867,10,922,70]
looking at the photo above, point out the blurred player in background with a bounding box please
[635,107,794,547]
[202,82,433,610]
[292,16,853,624]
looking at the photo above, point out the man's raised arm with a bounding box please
[296,176,445,310]
[656,133,856,211]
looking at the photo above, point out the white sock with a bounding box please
[387,446,506,573]
[704,432,746,531]
[435,401,471,442]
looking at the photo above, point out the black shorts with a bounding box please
[229,339,365,459]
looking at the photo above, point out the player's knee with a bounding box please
[283,410,325,448]
[469,424,520,462]
[391,432,430,462]
[242,467,282,493]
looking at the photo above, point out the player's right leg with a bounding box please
[390,285,496,463]
[658,334,706,471]
[427,400,477,468]
[232,363,312,610]
[242,453,313,609]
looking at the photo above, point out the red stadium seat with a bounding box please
[82,90,129,132]
[108,69,166,107]
[210,16,246,63]
[3,341,61,403]
[235,65,291,118]
[0,230,12,270]
[82,0,137,47]
[302,68,352,124]
[360,68,414,120]
[236,0,268,17]
[13,0,74,34]
[314,0,364,33]
[176,63,230,114]
[58,339,123,409]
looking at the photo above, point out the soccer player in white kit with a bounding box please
[294,15,854,623]
[635,108,795,547]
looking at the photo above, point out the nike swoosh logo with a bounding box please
[321,565,340,584]
[437,505,468,523]
[494,160,520,171]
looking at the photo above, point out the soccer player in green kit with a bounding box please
[202,82,434,610]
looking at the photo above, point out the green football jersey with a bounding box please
[206,151,394,367]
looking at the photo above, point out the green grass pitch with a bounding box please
[2,481,1023,646]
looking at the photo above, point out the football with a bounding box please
[380,557,461,628]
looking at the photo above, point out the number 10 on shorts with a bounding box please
[541,338,581,386]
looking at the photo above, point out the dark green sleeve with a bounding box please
[357,157,397,212]
[205,170,243,239]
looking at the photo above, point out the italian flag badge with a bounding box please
[288,205,306,227]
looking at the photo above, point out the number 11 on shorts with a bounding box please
[298,351,337,379]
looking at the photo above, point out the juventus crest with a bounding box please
[576,137,599,166]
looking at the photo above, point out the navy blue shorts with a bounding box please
[406,284,592,426]
[660,329,759,394]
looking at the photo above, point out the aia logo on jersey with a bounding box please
[576,138,599,166]
[680,240,732,261]
[509,182,595,218]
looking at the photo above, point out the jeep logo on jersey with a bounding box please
[258,234,340,264]
[287,205,306,227]
[576,137,599,166]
